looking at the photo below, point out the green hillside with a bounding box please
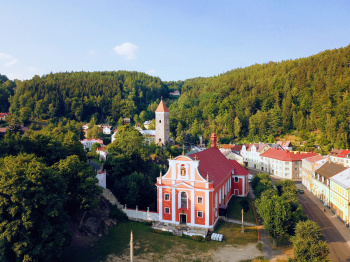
[169,45,350,151]
[3,45,350,152]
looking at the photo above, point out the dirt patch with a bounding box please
[105,243,292,262]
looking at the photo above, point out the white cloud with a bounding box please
[113,42,138,60]
[146,69,156,75]
[0,53,18,67]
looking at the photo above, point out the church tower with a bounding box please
[155,98,170,146]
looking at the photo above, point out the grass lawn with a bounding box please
[226,196,257,223]
[61,220,258,262]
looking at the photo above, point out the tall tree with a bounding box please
[291,220,329,262]
[0,154,71,261]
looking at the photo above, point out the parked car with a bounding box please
[298,189,304,194]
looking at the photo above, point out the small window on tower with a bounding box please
[164,207,170,214]
[197,197,203,204]
[234,177,239,183]
[159,120,161,123]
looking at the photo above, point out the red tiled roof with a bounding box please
[329,149,343,157]
[229,160,249,176]
[260,148,317,161]
[0,113,10,117]
[231,145,243,152]
[221,144,236,150]
[189,147,248,188]
[338,150,350,158]
[303,155,326,163]
[155,100,169,112]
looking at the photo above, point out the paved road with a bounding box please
[88,159,101,171]
[248,168,350,261]
[298,192,350,262]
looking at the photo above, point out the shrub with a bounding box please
[109,205,128,222]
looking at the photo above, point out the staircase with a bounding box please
[102,188,123,209]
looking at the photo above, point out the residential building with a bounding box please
[169,90,180,96]
[329,149,343,163]
[96,146,108,161]
[330,168,350,224]
[0,113,10,121]
[80,138,104,150]
[224,151,244,165]
[333,149,350,166]
[260,148,317,180]
[155,133,249,230]
[276,141,293,151]
[101,125,112,134]
[241,143,270,169]
[219,144,236,154]
[312,161,346,206]
[143,120,153,130]
[301,155,327,191]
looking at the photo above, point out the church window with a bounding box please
[197,197,203,204]
[180,164,186,176]
[164,207,170,214]
[197,211,203,218]
[159,120,161,123]
[181,192,187,208]
[234,177,239,183]
[164,193,170,201]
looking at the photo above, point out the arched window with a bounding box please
[181,192,187,208]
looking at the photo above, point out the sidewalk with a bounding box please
[299,184,350,248]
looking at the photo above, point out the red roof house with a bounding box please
[260,148,317,180]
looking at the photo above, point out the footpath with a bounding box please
[298,183,350,248]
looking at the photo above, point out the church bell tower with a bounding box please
[155,98,170,146]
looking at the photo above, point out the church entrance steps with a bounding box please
[152,222,207,238]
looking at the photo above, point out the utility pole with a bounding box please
[241,209,244,233]
[130,230,133,262]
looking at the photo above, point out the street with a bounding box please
[298,191,350,262]
[248,168,350,261]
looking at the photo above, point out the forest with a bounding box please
[3,45,350,153]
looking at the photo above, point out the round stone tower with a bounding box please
[155,98,170,146]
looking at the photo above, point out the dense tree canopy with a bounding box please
[0,154,71,261]
[9,71,168,123]
[291,220,330,262]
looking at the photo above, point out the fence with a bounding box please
[102,188,159,222]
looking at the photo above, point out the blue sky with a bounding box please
[1,0,349,81]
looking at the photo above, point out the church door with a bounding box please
[180,214,187,225]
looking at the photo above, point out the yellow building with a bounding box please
[330,168,350,225]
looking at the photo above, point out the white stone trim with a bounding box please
[159,187,163,221]
[172,188,176,222]
[191,190,195,224]
[205,190,209,226]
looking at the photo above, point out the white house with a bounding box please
[241,143,270,169]
[260,148,317,180]
[101,125,112,135]
[301,155,326,191]
[96,170,106,189]
[80,138,104,150]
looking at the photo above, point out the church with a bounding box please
[155,131,249,230]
